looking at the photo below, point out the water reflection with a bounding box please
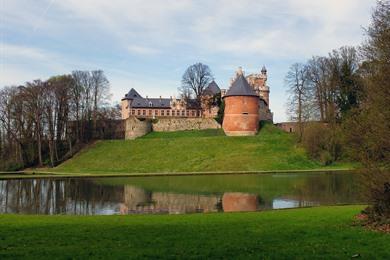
[0,172,365,215]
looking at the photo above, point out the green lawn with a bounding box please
[0,206,388,259]
[53,124,354,174]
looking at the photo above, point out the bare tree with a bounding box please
[285,63,312,141]
[23,80,45,166]
[0,69,115,170]
[307,56,330,121]
[180,63,214,105]
[91,70,110,136]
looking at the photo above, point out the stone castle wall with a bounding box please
[275,122,299,133]
[152,118,221,132]
[124,117,221,139]
[125,117,152,140]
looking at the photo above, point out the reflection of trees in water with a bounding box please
[283,173,365,204]
[0,179,124,215]
[0,173,366,215]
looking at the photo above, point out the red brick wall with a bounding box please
[222,96,259,136]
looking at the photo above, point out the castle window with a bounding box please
[137,110,141,116]
[155,110,158,116]
[161,110,165,116]
[192,111,196,117]
[149,110,152,116]
[132,109,135,115]
[186,110,189,116]
[166,110,170,116]
[181,110,185,116]
[149,102,153,107]
[143,110,146,116]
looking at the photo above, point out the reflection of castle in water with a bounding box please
[120,187,263,214]
[120,186,222,214]
[0,174,364,215]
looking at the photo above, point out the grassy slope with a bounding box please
[54,124,353,174]
[0,206,389,259]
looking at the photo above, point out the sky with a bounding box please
[0,0,376,122]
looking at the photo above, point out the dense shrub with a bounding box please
[361,169,390,225]
[301,123,343,165]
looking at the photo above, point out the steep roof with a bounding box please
[122,88,143,100]
[203,81,221,96]
[131,97,199,109]
[224,74,258,98]
[132,98,171,108]
[122,88,200,109]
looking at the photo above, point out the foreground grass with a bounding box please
[0,206,388,259]
[53,124,354,174]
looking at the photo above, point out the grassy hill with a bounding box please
[53,123,352,174]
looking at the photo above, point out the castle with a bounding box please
[121,67,273,136]
[121,82,221,120]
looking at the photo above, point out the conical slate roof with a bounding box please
[123,88,143,100]
[224,74,258,98]
[204,81,221,95]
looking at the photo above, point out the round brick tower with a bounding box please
[222,69,260,136]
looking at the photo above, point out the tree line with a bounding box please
[286,0,389,223]
[0,70,120,171]
[285,1,389,168]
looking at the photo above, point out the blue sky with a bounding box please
[0,0,376,122]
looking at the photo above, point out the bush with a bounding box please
[301,122,343,165]
[361,169,390,225]
[319,151,333,166]
[0,160,24,171]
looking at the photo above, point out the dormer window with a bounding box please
[149,101,153,107]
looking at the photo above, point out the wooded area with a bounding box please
[285,1,390,223]
[285,1,389,169]
[0,70,120,171]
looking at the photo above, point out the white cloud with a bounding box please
[0,65,42,86]
[127,44,161,55]
[0,43,67,85]
[1,43,54,61]
[2,0,375,58]
[1,0,377,121]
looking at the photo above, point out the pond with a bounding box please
[0,172,366,215]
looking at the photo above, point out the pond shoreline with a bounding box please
[0,168,356,180]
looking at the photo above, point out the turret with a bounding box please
[222,67,260,136]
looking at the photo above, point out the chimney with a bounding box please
[261,65,267,75]
[236,66,244,76]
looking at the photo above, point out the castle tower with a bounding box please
[246,66,270,106]
[260,66,270,106]
[222,68,260,136]
[121,88,143,119]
